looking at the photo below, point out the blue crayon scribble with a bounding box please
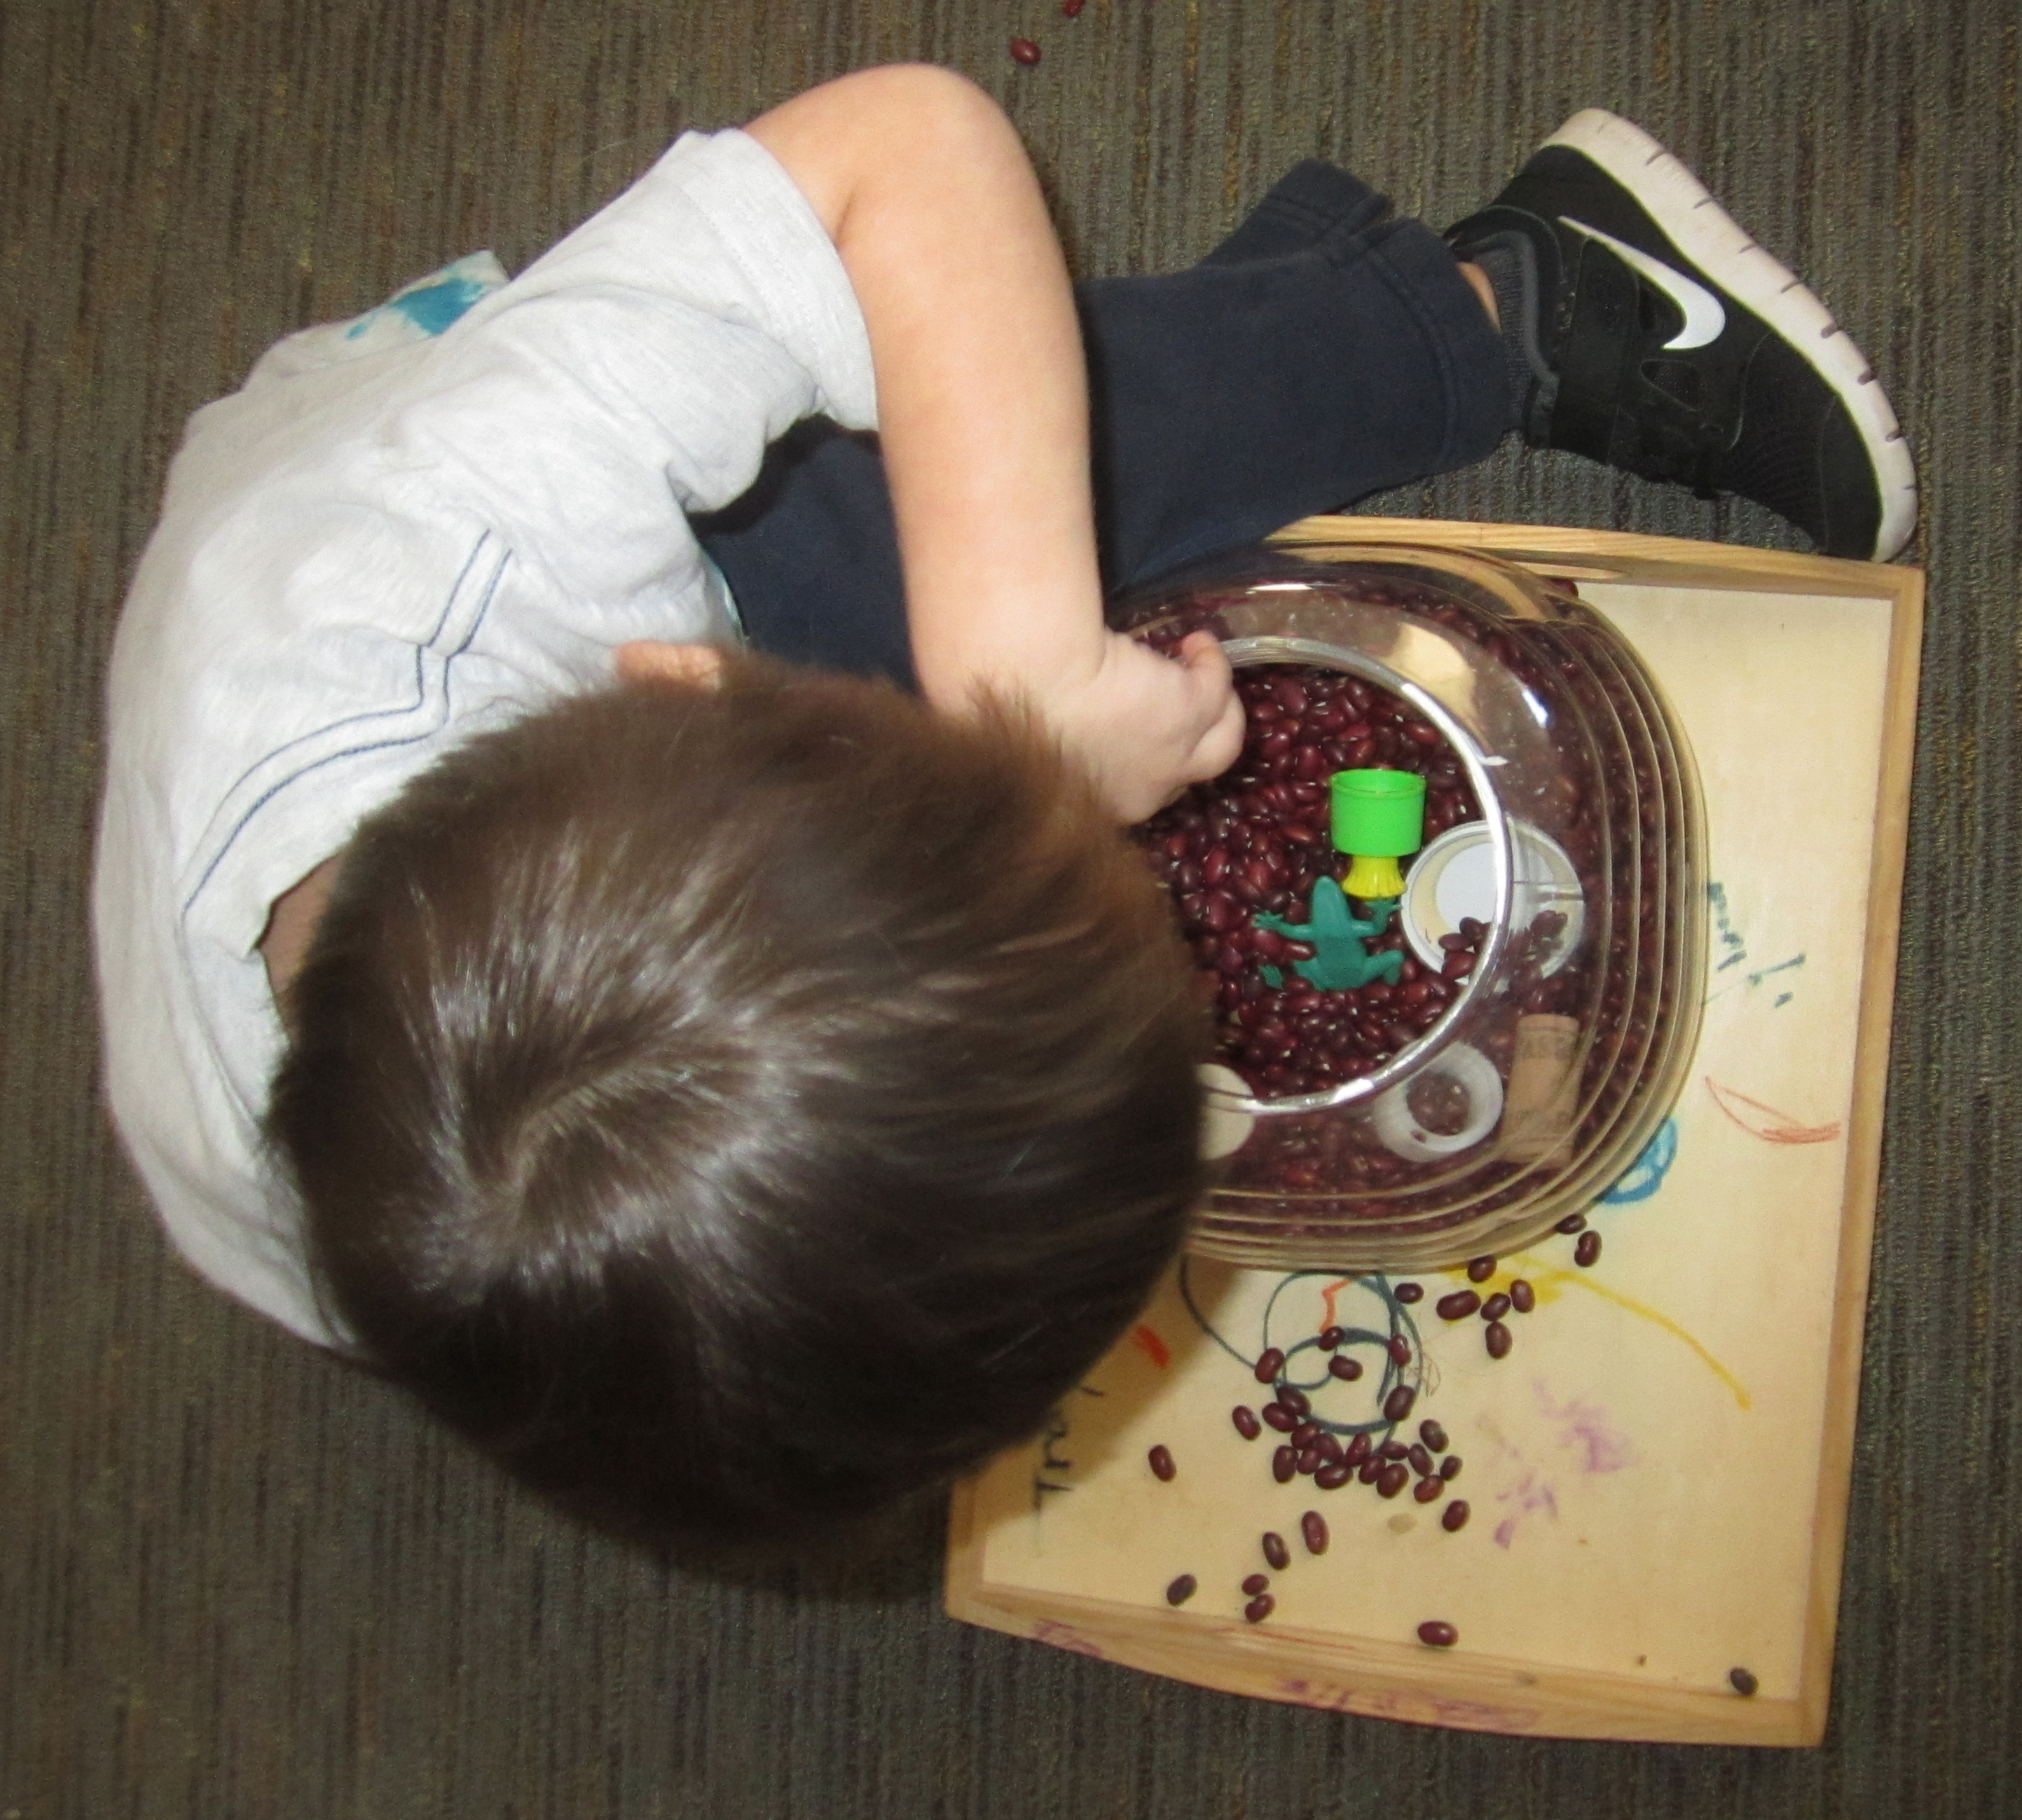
[1707,881,1747,972]
[1703,883,1804,1007]
[1597,1117,1678,1205]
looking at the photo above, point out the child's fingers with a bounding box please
[1174,630,1244,780]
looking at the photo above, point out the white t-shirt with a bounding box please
[92,129,878,1348]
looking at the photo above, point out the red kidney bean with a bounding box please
[1148,1445,1176,1482]
[1255,1348,1285,1384]
[1419,1420,1449,1452]
[1272,1446,1295,1484]
[1343,1432,1373,1468]
[1466,1256,1497,1283]
[1232,1405,1263,1441]
[1315,1461,1352,1490]
[1315,1433,1344,1464]
[1279,1385,1311,1418]
[1242,1572,1270,1597]
[1290,1420,1321,1449]
[1575,1230,1603,1267]
[1300,1510,1328,1554]
[1008,36,1042,64]
[1440,1455,1463,1482]
[1245,1594,1276,1624]
[1387,1335,1412,1367]
[1480,1293,1512,1323]
[1555,1213,1588,1234]
[1408,1443,1434,1476]
[1441,1500,1470,1532]
[1377,1439,1409,1461]
[1295,1447,1323,1475]
[1485,1321,1513,1360]
[1377,1463,1410,1498]
[1317,1325,1345,1351]
[1262,1402,1298,1433]
[1061,0,1086,15]
[1357,1459,1383,1485]
[1412,1475,1445,1504]
[1436,1290,1481,1321]
[1166,1573,1197,1606]
[1393,1282,1424,1304]
[1508,1279,1536,1314]
[1417,1620,1459,1648]
[1728,1667,1759,1697]
[1262,1531,1291,1571]
[1384,1384,1417,1423]
[1328,1356,1363,1382]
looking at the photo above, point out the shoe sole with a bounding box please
[1543,109,1918,563]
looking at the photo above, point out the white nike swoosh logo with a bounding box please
[1558,216,1727,351]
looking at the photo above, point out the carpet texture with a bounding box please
[3,2,2016,1815]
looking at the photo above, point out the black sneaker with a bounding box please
[1447,109,1917,561]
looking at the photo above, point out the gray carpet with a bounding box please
[4,1,2016,1815]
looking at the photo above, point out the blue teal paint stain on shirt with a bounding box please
[1597,1116,1678,1206]
[345,275,492,340]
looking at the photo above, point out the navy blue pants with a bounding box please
[695,163,1513,689]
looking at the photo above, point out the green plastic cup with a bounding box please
[1330,768,1426,857]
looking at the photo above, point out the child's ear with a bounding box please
[615,641,728,691]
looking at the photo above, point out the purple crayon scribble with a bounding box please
[1535,1381,1637,1474]
[1492,1466,1559,1549]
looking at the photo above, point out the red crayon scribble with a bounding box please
[1318,1277,1354,1330]
[1129,1324,1171,1369]
[1705,1077,1841,1145]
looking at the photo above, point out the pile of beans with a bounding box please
[1125,567,1701,1248]
[1134,664,1483,1101]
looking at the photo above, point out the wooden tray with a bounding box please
[945,518,1924,1746]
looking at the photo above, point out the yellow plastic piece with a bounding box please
[1342,853,1406,899]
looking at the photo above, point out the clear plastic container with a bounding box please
[1120,543,1707,1271]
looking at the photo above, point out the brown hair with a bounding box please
[269,654,1205,1554]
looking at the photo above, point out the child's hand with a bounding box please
[1043,628,1244,822]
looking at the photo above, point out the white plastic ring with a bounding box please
[1197,1063,1257,1161]
[1370,1043,1504,1161]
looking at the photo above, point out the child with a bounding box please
[94,67,1913,1554]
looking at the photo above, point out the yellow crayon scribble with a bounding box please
[1506,1255,1752,1409]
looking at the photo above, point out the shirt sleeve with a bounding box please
[359,127,879,606]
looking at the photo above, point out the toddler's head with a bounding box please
[268,654,1205,1555]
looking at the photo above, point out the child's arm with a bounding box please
[745,67,1242,822]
